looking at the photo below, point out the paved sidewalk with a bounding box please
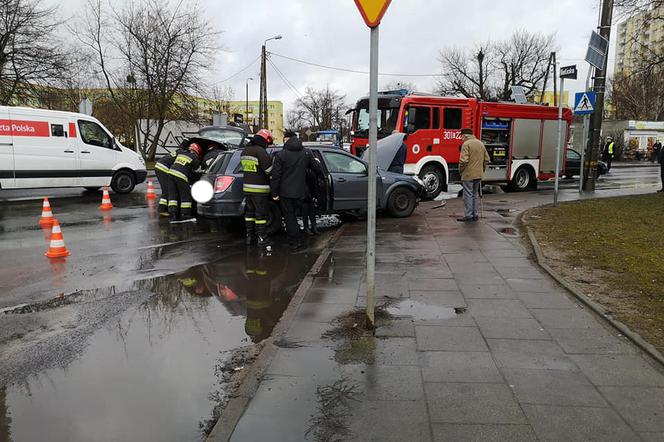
[220,191,664,442]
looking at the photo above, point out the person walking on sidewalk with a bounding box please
[457,128,489,223]
[241,129,274,247]
[154,141,187,216]
[603,136,615,172]
[658,141,664,192]
[271,130,319,251]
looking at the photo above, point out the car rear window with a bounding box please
[207,152,240,175]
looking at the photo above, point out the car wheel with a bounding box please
[265,200,283,235]
[111,171,136,194]
[387,187,416,218]
[564,174,574,180]
[507,167,534,192]
[418,165,444,200]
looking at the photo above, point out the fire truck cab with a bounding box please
[350,91,573,199]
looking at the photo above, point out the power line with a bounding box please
[269,52,442,77]
[212,55,261,85]
[268,58,304,99]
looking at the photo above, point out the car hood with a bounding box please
[361,133,406,171]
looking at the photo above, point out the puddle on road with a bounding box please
[386,299,465,320]
[0,245,321,442]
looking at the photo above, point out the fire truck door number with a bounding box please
[443,131,462,140]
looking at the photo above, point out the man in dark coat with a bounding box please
[271,130,319,250]
[388,131,408,174]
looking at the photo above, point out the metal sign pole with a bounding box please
[366,25,379,328]
[554,75,565,207]
[579,67,593,193]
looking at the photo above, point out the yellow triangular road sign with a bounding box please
[354,0,392,28]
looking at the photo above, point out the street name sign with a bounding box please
[574,91,596,115]
[354,0,392,27]
[560,65,578,80]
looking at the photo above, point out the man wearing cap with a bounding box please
[457,128,489,222]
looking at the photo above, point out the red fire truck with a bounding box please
[350,91,573,199]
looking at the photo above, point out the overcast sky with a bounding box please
[68,0,615,113]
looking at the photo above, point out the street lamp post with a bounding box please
[246,77,254,129]
[259,35,282,130]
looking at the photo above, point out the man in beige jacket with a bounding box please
[457,128,490,222]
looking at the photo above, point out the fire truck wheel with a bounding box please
[419,165,444,200]
[387,187,417,218]
[508,166,535,192]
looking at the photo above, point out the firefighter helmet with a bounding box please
[255,129,274,145]
[189,142,203,158]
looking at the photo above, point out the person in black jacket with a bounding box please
[271,131,319,250]
[388,131,408,174]
[241,129,274,246]
[154,141,188,216]
[167,142,202,222]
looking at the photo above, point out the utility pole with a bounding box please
[259,35,282,131]
[477,50,485,100]
[259,44,267,129]
[583,0,614,192]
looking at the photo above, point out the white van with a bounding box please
[0,106,147,193]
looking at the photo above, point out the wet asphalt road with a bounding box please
[0,183,339,442]
[0,163,659,441]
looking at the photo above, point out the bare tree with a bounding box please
[292,86,346,134]
[437,31,555,101]
[609,67,664,120]
[0,0,72,105]
[73,0,220,160]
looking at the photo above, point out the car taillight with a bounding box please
[214,176,235,193]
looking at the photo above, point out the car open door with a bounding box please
[320,150,378,211]
[0,107,14,188]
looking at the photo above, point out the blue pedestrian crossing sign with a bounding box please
[574,92,596,115]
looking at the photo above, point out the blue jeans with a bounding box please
[462,179,481,219]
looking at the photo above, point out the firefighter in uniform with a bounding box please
[603,136,615,172]
[167,142,203,222]
[240,129,274,246]
[154,142,188,216]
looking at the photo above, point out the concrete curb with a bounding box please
[206,225,346,442]
[525,226,664,368]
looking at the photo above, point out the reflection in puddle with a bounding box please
[494,208,517,217]
[386,299,465,320]
[1,246,321,442]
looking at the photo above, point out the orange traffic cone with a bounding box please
[39,197,55,226]
[99,186,113,211]
[45,219,70,258]
[146,180,157,200]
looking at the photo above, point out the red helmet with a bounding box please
[189,142,203,158]
[255,129,274,145]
